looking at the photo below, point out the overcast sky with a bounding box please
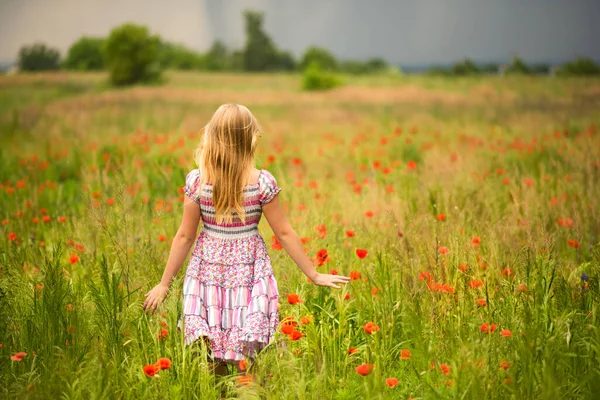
[0,0,597,65]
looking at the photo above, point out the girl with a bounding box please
[142,104,350,384]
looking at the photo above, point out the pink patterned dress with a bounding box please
[176,168,281,364]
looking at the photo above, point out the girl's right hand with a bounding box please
[312,273,351,289]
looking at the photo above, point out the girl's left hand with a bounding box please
[143,283,169,314]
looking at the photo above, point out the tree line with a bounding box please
[12,10,600,87]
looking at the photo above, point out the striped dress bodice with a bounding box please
[183,169,282,240]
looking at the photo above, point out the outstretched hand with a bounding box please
[312,273,351,289]
[143,283,169,314]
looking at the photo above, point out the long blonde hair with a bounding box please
[194,104,261,224]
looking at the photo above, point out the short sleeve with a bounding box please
[183,169,201,204]
[258,170,282,206]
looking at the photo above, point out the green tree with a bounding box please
[63,37,105,71]
[300,46,337,71]
[158,42,205,70]
[558,57,600,76]
[451,58,480,76]
[18,43,60,71]
[205,40,230,71]
[242,10,279,71]
[104,23,162,85]
[505,56,530,75]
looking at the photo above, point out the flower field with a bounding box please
[1,71,599,399]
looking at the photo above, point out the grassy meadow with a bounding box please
[1,70,600,399]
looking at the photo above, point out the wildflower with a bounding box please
[156,358,171,370]
[10,352,27,361]
[158,328,168,340]
[397,231,403,238]
[362,321,380,334]
[143,364,159,377]
[238,359,247,371]
[371,287,379,295]
[314,249,329,266]
[315,224,327,239]
[400,349,411,360]
[518,284,527,292]
[57,216,67,223]
[480,323,498,334]
[348,347,358,354]
[436,214,446,222]
[407,161,417,170]
[330,269,338,275]
[471,236,481,246]
[344,293,351,300]
[8,232,18,241]
[470,279,484,288]
[386,377,399,388]
[440,363,451,376]
[349,271,361,280]
[300,315,312,325]
[500,329,512,337]
[459,264,469,272]
[355,363,375,376]
[345,230,355,238]
[476,298,487,307]
[356,249,368,259]
[557,218,574,228]
[568,239,580,249]
[502,268,514,277]
[271,235,283,250]
[418,271,433,282]
[69,253,80,264]
[289,330,304,340]
[364,210,374,218]
[581,273,589,282]
[287,293,302,305]
[438,246,450,255]
[158,235,167,242]
[42,216,51,223]
[499,360,510,370]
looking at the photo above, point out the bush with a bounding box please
[451,58,480,76]
[302,61,341,91]
[103,23,162,85]
[158,42,205,70]
[300,46,338,71]
[558,57,600,76]
[63,37,105,71]
[18,43,61,72]
[505,56,530,75]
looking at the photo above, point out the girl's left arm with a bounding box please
[143,195,200,313]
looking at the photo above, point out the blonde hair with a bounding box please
[193,104,261,224]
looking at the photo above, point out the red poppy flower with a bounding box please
[10,352,27,361]
[314,249,330,266]
[158,328,168,340]
[386,377,399,388]
[407,161,417,170]
[470,279,484,288]
[399,349,411,360]
[300,315,312,325]
[69,253,80,264]
[281,324,295,335]
[287,293,302,305]
[480,323,498,334]
[371,287,379,295]
[238,359,247,371]
[349,271,361,280]
[345,230,355,238]
[315,224,327,239]
[8,232,17,241]
[355,363,375,376]
[418,271,432,282]
[156,357,171,370]
[107,198,115,206]
[438,246,450,255]
[289,330,304,340]
[143,363,159,377]
[471,236,481,246]
[436,214,446,222]
[344,293,351,300]
[158,235,167,242]
[502,268,514,277]
[356,249,368,259]
[362,321,380,334]
[440,363,451,376]
[476,299,487,307]
[567,239,580,248]
[499,360,510,370]
[57,216,67,223]
[271,235,283,250]
[348,347,358,354]
[500,329,512,337]
[364,211,374,218]
[42,216,51,223]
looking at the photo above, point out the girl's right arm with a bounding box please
[262,196,351,289]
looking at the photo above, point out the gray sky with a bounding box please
[0,0,598,65]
